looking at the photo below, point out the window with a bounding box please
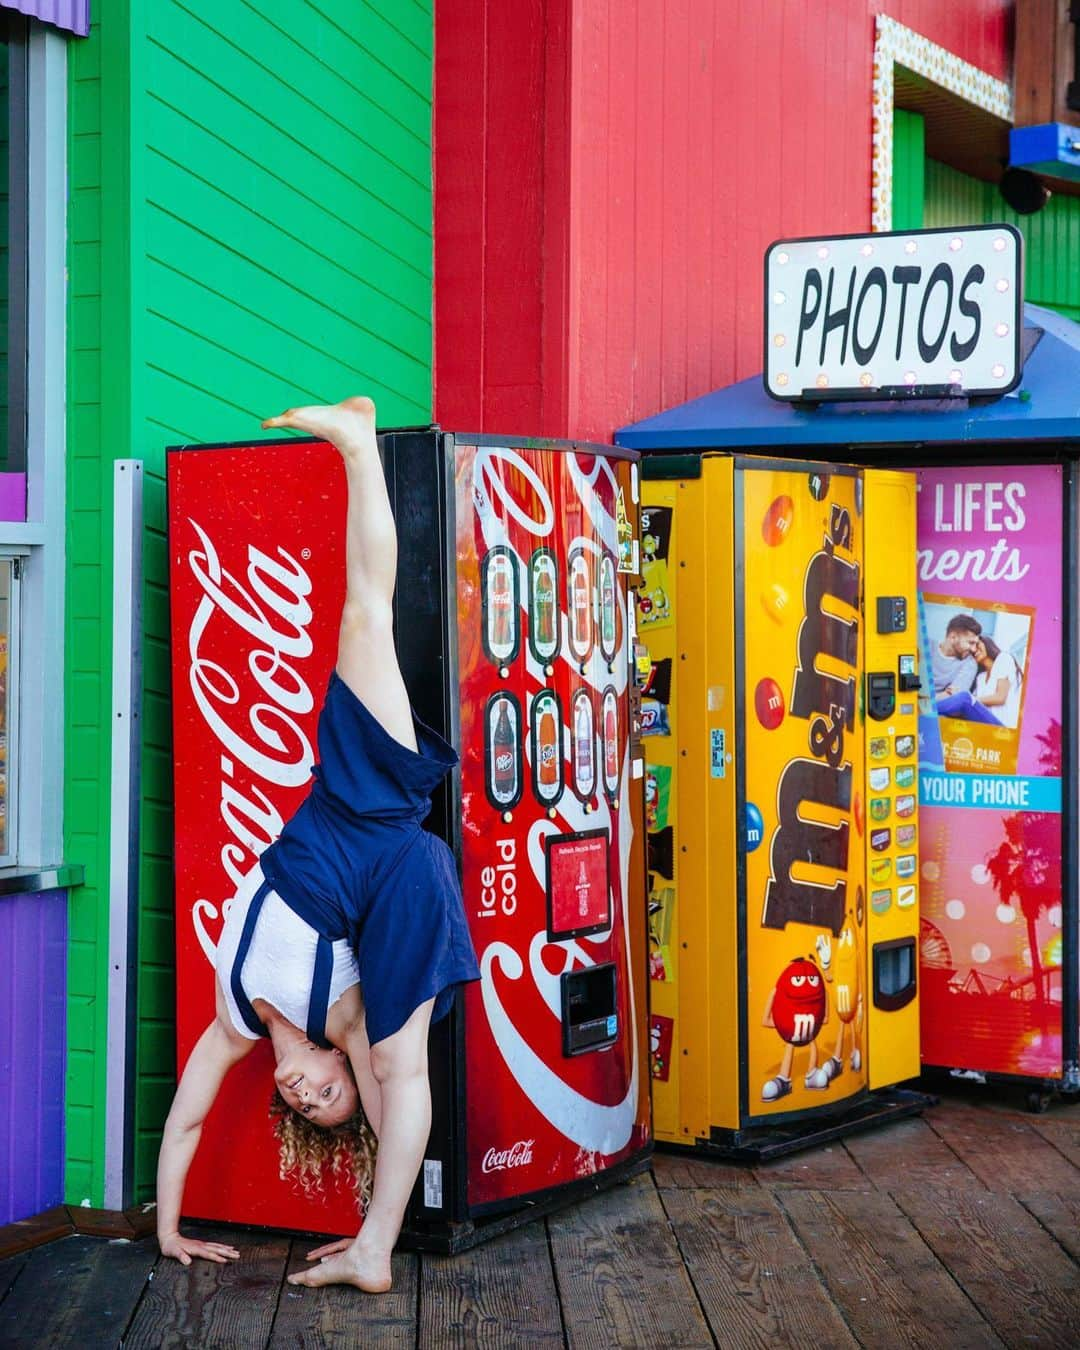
[2,11,29,475]
[0,16,66,871]
[0,554,19,863]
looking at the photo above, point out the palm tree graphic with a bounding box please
[984,721,1061,1016]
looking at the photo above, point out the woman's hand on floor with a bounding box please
[159,1230,240,1266]
[304,1237,352,1261]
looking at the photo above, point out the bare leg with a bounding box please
[289,998,435,1292]
[262,397,417,750]
[263,399,433,1291]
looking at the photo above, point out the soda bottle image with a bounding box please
[603,693,618,787]
[538,707,558,787]
[489,553,514,655]
[569,554,591,656]
[573,691,594,798]
[600,555,617,656]
[534,561,556,650]
[492,698,517,802]
[576,859,591,918]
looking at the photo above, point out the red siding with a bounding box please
[434,0,1014,441]
[433,0,568,432]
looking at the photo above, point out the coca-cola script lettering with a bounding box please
[185,518,317,962]
[481,1139,536,1173]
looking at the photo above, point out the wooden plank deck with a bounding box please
[2,1086,1078,1348]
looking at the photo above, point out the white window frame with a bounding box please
[0,22,67,870]
[0,549,25,866]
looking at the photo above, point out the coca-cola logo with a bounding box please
[184,518,316,962]
[481,1139,535,1173]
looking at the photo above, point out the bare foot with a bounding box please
[287,1237,392,1293]
[261,396,377,455]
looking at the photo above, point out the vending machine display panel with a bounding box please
[546,829,612,940]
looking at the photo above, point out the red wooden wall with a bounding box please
[433,0,1014,443]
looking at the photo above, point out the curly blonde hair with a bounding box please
[269,1090,378,1212]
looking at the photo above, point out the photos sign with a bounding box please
[764,225,1022,401]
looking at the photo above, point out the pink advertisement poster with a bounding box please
[916,464,1064,1079]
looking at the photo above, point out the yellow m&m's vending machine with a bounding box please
[637,453,928,1157]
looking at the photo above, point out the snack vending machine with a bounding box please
[167,430,651,1249]
[639,453,927,1156]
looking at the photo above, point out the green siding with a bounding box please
[923,158,1080,321]
[65,0,433,1205]
[922,157,993,229]
[892,109,925,234]
[65,5,115,1205]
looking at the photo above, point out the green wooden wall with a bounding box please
[924,158,1080,322]
[65,0,434,1204]
[894,111,1080,323]
[891,109,926,234]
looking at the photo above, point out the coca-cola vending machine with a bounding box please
[167,430,651,1250]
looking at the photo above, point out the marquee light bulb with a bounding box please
[776,372,789,387]
[992,363,1006,378]
[904,240,917,254]
[904,371,917,385]
[860,243,874,257]
[993,237,1007,251]
[776,251,789,265]
[773,291,786,304]
[816,245,829,260]
[859,372,873,387]
[816,373,829,388]
[995,278,1010,292]
[949,237,963,251]
[995,322,1010,337]
[774,333,786,348]
[949,370,962,384]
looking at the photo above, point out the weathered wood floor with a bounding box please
[2,1085,1078,1348]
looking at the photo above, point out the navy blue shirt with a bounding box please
[260,672,480,1045]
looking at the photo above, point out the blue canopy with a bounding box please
[615,304,1080,451]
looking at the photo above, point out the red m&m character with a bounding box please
[769,957,827,1045]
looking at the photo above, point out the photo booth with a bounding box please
[619,274,1080,1113]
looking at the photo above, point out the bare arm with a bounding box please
[978,676,1011,708]
[156,1014,254,1264]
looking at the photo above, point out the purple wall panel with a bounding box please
[0,891,67,1224]
[0,473,27,523]
[0,1,89,38]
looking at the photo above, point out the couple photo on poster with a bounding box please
[920,593,1033,775]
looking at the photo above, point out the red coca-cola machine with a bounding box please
[167,430,651,1250]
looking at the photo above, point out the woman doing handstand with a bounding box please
[156,397,480,1293]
